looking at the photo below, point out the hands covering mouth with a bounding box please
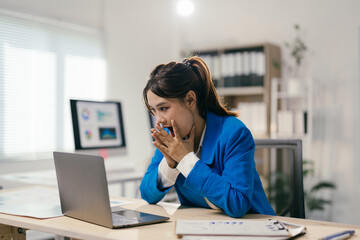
[161,124,175,137]
[151,120,195,165]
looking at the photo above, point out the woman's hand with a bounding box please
[151,119,195,166]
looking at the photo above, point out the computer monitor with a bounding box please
[70,99,126,157]
[148,112,156,129]
[148,112,157,142]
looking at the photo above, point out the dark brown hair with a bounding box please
[143,56,238,118]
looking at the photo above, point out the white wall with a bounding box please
[0,0,359,225]
[102,0,360,224]
[0,0,103,29]
[103,0,179,170]
[171,0,360,224]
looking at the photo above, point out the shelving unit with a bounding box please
[270,78,312,140]
[182,44,295,193]
[184,43,281,138]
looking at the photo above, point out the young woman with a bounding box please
[140,56,275,217]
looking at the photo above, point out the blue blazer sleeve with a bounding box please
[183,126,256,218]
[139,149,173,204]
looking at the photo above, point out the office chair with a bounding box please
[150,138,306,219]
[254,139,305,219]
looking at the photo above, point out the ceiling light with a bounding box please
[177,0,194,17]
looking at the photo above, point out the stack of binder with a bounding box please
[235,102,267,136]
[199,48,266,88]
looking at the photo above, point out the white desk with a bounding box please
[0,168,143,197]
[0,193,359,240]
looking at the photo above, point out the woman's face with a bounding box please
[147,91,194,138]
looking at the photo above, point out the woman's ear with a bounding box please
[185,91,197,109]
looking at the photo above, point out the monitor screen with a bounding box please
[148,112,156,129]
[70,99,126,151]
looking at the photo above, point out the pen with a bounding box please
[320,230,355,240]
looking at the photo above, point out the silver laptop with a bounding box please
[53,151,169,228]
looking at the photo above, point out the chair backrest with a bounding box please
[254,139,305,219]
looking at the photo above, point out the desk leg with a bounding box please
[0,224,12,240]
[0,224,26,240]
[12,227,26,240]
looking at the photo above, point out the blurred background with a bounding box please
[0,0,359,226]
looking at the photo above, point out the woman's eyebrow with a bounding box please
[155,102,168,108]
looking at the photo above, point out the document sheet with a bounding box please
[176,219,306,239]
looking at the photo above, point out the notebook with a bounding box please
[53,151,169,228]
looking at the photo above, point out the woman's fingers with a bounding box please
[151,130,168,148]
[152,123,173,144]
[152,140,168,152]
[171,119,182,140]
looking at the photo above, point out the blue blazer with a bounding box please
[140,111,275,217]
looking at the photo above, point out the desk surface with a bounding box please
[0,196,359,240]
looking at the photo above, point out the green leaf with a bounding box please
[272,59,280,69]
[302,168,314,178]
[310,182,336,192]
[308,198,333,211]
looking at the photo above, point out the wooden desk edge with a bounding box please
[0,196,360,240]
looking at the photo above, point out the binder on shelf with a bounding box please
[234,51,243,87]
[200,54,220,87]
[225,53,236,87]
[197,47,267,88]
[242,51,250,86]
[249,51,257,86]
[236,102,267,137]
[258,51,266,76]
[255,51,265,86]
[253,102,267,136]
[212,55,220,87]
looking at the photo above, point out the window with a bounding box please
[0,9,106,160]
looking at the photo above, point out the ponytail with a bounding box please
[143,56,238,118]
[185,56,238,118]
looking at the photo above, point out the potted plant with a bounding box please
[267,159,336,219]
[284,24,308,95]
[302,160,336,219]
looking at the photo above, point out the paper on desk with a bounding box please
[0,186,62,218]
[176,219,306,239]
[182,236,290,240]
[0,186,133,219]
[157,201,181,215]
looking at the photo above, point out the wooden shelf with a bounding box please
[216,86,265,96]
[277,92,307,99]
[184,43,281,138]
[270,78,312,140]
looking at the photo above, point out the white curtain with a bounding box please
[0,9,106,160]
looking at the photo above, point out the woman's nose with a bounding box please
[155,116,166,126]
